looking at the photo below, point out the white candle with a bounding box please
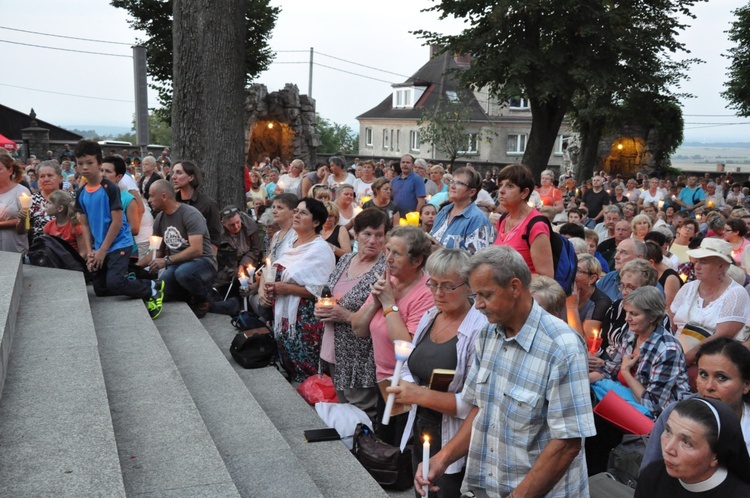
[247,264,255,282]
[19,193,32,209]
[381,340,415,426]
[422,435,430,497]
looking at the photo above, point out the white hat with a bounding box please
[686,238,734,264]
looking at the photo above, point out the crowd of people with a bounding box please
[5,143,750,497]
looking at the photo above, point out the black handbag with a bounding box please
[229,324,277,369]
[351,423,413,490]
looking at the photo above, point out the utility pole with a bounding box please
[308,47,314,98]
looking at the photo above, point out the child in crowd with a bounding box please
[73,140,164,319]
[43,190,89,259]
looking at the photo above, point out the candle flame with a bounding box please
[247,264,255,273]
[238,267,246,278]
[423,435,430,444]
[592,329,600,340]
[680,273,688,283]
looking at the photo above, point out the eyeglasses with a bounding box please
[617,284,638,293]
[576,268,595,275]
[449,180,470,189]
[425,279,467,292]
[220,207,239,218]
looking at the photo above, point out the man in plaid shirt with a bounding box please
[416,246,596,498]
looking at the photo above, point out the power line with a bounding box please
[312,62,394,84]
[0,82,133,103]
[0,39,130,58]
[684,114,739,117]
[316,51,411,78]
[0,25,133,45]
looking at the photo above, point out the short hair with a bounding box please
[426,248,471,279]
[619,258,658,286]
[568,237,589,255]
[175,160,202,188]
[529,275,566,316]
[329,156,345,169]
[336,183,354,196]
[706,212,727,231]
[462,245,531,288]
[567,208,583,219]
[602,204,623,217]
[429,165,445,174]
[414,158,428,169]
[584,229,599,244]
[353,207,389,234]
[36,160,63,178]
[299,197,328,234]
[578,253,602,276]
[102,155,127,177]
[631,214,652,232]
[644,230,667,247]
[387,226,432,270]
[644,240,663,264]
[540,169,555,180]
[219,204,241,221]
[559,223,586,239]
[452,166,483,201]
[726,217,748,237]
[650,225,674,243]
[273,193,299,210]
[371,177,390,193]
[622,286,665,326]
[496,164,535,202]
[74,140,103,163]
[142,156,157,168]
[324,200,339,222]
[679,218,700,234]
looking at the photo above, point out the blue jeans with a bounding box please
[160,257,217,303]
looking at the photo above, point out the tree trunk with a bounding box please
[576,117,605,183]
[523,97,568,179]
[172,0,245,209]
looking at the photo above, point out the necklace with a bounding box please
[269,227,293,259]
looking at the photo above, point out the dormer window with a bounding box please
[445,91,459,103]
[392,85,426,109]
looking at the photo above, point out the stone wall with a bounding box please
[244,84,319,167]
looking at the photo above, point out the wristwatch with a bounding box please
[165,255,172,267]
[383,305,399,318]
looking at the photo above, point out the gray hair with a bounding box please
[36,160,62,178]
[569,237,589,255]
[632,239,647,258]
[622,286,666,326]
[461,246,531,288]
[336,183,354,195]
[651,225,674,243]
[529,275,566,317]
[329,156,345,169]
[619,258,658,286]
[540,169,555,180]
[631,214,653,232]
[603,204,623,217]
[142,156,157,168]
[387,226,432,270]
[578,253,602,276]
[426,248,471,279]
[414,158,428,169]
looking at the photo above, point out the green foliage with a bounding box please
[316,115,358,154]
[417,102,490,167]
[111,0,279,122]
[415,0,703,175]
[724,3,750,117]
[112,112,172,145]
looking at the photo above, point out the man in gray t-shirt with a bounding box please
[138,180,217,317]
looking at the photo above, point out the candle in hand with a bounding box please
[317,285,335,308]
[247,264,255,282]
[238,268,249,289]
[19,192,31,230]
[382,340,415,426]
[422,435,430,497]
[405,212,420,226]
[587,329,602,354]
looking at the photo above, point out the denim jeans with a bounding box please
[160,257,217,303]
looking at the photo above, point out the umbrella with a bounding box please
[0,133,17,152]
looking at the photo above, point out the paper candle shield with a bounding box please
[593,391,654,436]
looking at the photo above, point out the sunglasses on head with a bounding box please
[221,207,239,218]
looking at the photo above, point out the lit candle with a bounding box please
[405,211,420,226]
[247,264,255,282]
[658,200,664,210]
[19,192,31,230]
[238,268,250,311]
[680,272,688,283]
[707,200,714,208]
[317,285,335,308]
[399,218,408,226]
[360,195,371,205]
[587,329,602,354]
[422,435,430,497]
[277,180,285,190]
[696,214,702,221]
[382,340,415,426]
[527,200,535,207]
[149,235,163,262]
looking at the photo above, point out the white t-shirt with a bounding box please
[672,279,750,340]
[119,174,139,194]
[134,198,153,245]
[639,189,664,204]
[327,173,356,190]
[352,178,373,199]
[278,174,302,197]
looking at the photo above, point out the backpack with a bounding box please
[28,234,90,279]
[498,213,578,295]
[606,434,649,489]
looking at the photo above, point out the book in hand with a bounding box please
[377,377,412,417]
[429,369,456,392]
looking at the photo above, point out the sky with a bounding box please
[3,0,750,143]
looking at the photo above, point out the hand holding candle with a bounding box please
[422,435,430,497]
[382,340,415,426]
[587,329,602,354]
[149,235,163,262]
[19,192,31,230]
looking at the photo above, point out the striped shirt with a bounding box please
[462,301,595,497]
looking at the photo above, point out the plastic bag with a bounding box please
[297,373,338,405]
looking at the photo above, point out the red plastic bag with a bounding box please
[297,373,338,405]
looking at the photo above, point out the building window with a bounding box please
[507,134,527,155]
[445,90,459,102]
[383,129,389,149]
[555,134,574,155]
[410,130,420,152]
[390,130,394,151]
[365,128,373,147]
[458,133,479,155]
[509,98,530,109]
[396,130,400,151]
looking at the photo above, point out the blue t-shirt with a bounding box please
[391,172,426,215]
[265,182,277,200]
[75,178,133,252]
[120,190,139,256]
[678,186,704,211]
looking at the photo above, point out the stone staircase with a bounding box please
[0,254,398,497]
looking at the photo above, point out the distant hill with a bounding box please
[65,125,131,139]
[682,141,750,148]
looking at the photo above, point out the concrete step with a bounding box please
[0,265,125,497]
[89,296,239,497]
[0,251,23,401]
[200,312,390,498]
[153,302,323,498]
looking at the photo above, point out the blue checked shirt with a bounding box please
[598,325,690,417]
[429,202,494,255]
[461,301,595,497]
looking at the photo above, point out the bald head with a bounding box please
[151,179,175,199]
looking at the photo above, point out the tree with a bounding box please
[111,0,278,123]
[724,3,750,116]
[417,102,490,169]
[416,0,702,178]
[115,112,173,145]
[316,115,358,154]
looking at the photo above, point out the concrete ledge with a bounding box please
[200,312,389,498]
[0,265,125,497]
[0,251,23,402]
[155,303,322,498]
[89,296,238,497]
